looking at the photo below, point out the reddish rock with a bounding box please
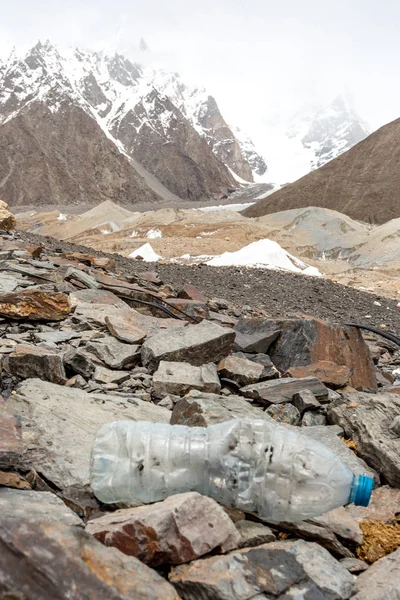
[178,283,208,303]
[86,492,240,567]
[267,317,377,391]
[287,360,350,389]
[0,519,180,599]
[140,271,163,286]
[0,290,71,321]
[4,345,66,384]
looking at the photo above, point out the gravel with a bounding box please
[18,230,400,334]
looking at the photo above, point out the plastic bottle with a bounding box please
[90,419,373,522]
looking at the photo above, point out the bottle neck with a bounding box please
[349,474,373,507]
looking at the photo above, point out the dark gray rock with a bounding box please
[235,520,276,548]
[352,546,400,599]
[292,389,322,413]
[3,344,66,384]
[301,411,328,426]
[0,488,82,526]
[86,336,140,370]
[340,557,369,573]
[170,539,354,600]
[233,318,281,353]
[241,376,329,405]
[64,348,96,378]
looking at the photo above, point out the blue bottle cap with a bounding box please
[349,475,374,507]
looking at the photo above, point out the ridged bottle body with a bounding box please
[91,419,356,522]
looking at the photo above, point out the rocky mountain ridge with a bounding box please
[0,41,267,206]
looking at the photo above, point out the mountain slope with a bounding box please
[0,101,159,207]
[0,42,247,205]
[244,117,400,224]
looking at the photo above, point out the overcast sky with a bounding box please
[1,0,400,132]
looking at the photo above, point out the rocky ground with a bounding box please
[1,210,400,598]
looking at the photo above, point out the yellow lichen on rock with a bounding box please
[357,520,400,563]
[0,200,17,231]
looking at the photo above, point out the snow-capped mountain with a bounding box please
[257,96,370,184]
[0,41,267,208]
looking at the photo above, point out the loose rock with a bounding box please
[0,519,180,600]
[86,492,240,566]
[241,376,329,405]
[142,320,235,373]
[292,389,322,413]
[0,290,71,321]
[153,361,221,396]
[352,546,400,599]
[0,488,82,526]
[287,360,351,389]
[235,520,276,548]
[4,344,66,384]
[217,355,265,386]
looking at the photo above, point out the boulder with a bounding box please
[4,344,66,384]
[241,376,329,405]
[352,546,400,600]
[0,519,180,600]
[0,489,82,526]
[267,317,377,391]
[301,411,327,426]
[153,361,221,396]
[171,390,271,427]
[233,318,281,353]
[235,520,276,548]
[6,379,171,489]
[287,360,350,389]
[328,392,400,487]
[169,540,354,600]
[142,321,235,373]
[86,492,239,567]
[0,200,16,230]
[217,355,265,387]
[85,337,141,370]
[0,290,71,321]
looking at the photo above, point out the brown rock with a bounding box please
[0,518,179,599]
[61,484,101,520]
[235,520,276,548]
[346,486,400,523]
[4,344,66,384]
[141,321,235,373]
[153,361,221,396]
[86,492,240,567]
[166,298,209,320]
[267,317,377,391]
[139,271,163,286]
[0,290,71,321]
[0,202,16,230]
[105,316,147,344]
[0,411,22,470]
[218,355,265,387]
[240,376,329,405]
[0,471,30,489]
[287,360,350,389]
[178,283,208,303]
[93,367,130,385]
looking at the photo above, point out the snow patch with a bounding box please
[206,239,322,275]
[57,213,67,221]
[146,228,163,239]
[199,202,255,213]
[128,243,161,262]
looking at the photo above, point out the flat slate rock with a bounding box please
[170,539,354,600]
[142,321,235,373]
[0,488,82,526]
[241,376,329,405]
[153,361,221,396]
[171,390,271,427]
[0,409,23,469]
[7,378,171,489]
[0,519,180,600]
[352,546,400,600]
[328,392,400,487]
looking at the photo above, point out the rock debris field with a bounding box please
[1,209,400,598]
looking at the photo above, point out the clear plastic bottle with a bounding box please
[90,419,373,522]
